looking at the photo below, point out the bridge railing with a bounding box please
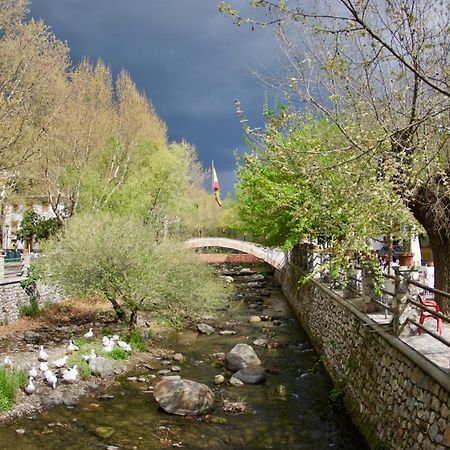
[291,244,450,359]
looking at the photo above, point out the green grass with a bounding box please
[108,348,128,360]
[19,299,40,318]
[126,330,148,352]
[0,366,27,411]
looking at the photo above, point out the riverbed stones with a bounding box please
[24,330,41,344]
[229,376,244,386]
[232,366,267,384]
[253,338,267,347]
[89,356,115,378]
[214,375,225,385]
[249,316,262,324]
[219,330,236,336]
[153,378,214,416]
[225,343,261,371]
[196,323,215,335]
[95,426,115,439]
[221,276,234,283]
[172,353,184,362]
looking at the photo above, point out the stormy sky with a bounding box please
[29,1,281,196]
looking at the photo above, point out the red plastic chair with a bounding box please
[417,293,442,336]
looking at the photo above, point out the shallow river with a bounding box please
[0,267,367,449]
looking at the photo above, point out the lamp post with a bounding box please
[4,224,9,251]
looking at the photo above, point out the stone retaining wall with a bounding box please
[276,247,450,450]
[0,279,63,324]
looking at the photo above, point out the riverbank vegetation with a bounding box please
[0,1,232,327]
[221,0,450,310]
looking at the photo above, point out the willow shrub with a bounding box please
[39,213,228,329]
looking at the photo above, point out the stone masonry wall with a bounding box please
[0,279,64,324]
[0,280,29,323]
[276,246,450,450]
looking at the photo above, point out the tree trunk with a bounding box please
[410,184,450,313]
[128,307,138,332]
[428,231,450,314]
[108,297,126,322]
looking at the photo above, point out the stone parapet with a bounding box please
[276,246,450,450]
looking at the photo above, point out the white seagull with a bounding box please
[38,345,49,362]
[67,339,79,353]
[25,377,35,395]
[45,370,57,389]
[52,355,68,369]
[29,365,38,378]
[62,365,79,383]
[83,328,94,338]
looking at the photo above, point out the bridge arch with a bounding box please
[185,237,286,270]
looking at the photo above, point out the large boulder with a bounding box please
[196,323,215,335]
[225,343,261,372]
[233,366,267,384]
[153,378,214,416]
[89,356,115,378]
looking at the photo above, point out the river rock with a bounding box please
[173,353,185,362]
[250,274,265,281]
[232,366,267,384]
[24,330,41,344]
[41,391,63,408]
[89,356,115,378]
[214,375,225,385]
[196,323,215,335]
[219,330,236,336]
[225,343,261,372]
[221,276,234,283]
[229,376,244,386]
[239,268,253,275]
[62,394,78,407]
[95,426,115,439]
[253,338,268,347]
[153,378,214,416]
[249,316,262,324]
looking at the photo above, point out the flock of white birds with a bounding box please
[2,327,133,396]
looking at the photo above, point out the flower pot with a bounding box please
[398,252,414,267]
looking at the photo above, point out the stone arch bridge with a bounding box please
[185,237,286,270]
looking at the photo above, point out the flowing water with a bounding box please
[0,266,367,449]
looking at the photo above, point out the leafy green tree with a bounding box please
[16,209,62,245]
[39,213,228,329]
[222,0,450,309]
[236,114,418,262]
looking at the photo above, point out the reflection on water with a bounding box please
[0,269,367,450]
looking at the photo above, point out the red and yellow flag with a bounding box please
[212,161,223,207]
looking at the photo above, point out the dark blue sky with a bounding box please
[29,1,281,195]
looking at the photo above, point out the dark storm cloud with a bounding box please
[29,0,281,194]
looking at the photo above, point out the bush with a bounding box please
[126,330,148,352]
[40,213,229,329]
[108,348,128,360]
[0,367,27,411]
[19,298,40,318]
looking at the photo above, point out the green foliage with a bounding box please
[40,213,229,329]
[16,209,61,243]
[0,367,27,411]
[236,114,419,264]
[19,298,40,318]
[126,330,148,352]
[108,348,128,360]
[329,386,344,403]
[101,327,113,336]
